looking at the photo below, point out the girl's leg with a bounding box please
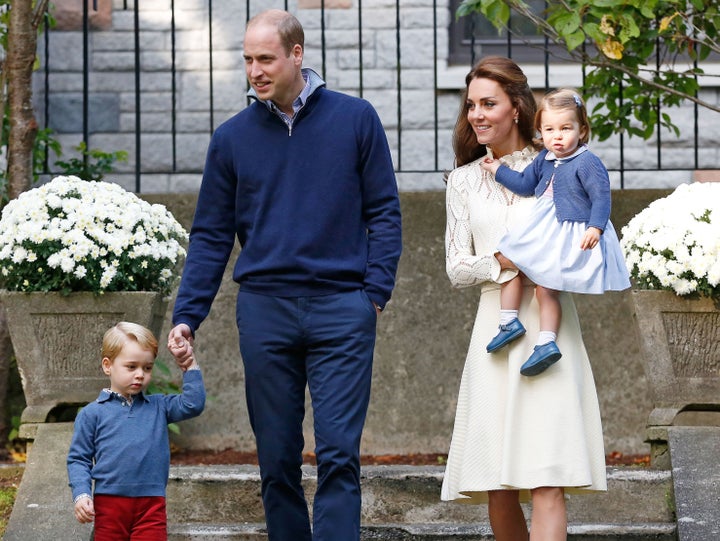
[529,487,567,541]
[520,286,562,376]
[488,490,529,541]
[535,286,561,336]
[486,276,526,352]
[500,274,523,311]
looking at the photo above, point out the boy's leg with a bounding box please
[236,291,312,541]
[130,496,166,541]
[93,494,132,541]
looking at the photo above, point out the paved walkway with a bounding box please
[668,426,720,541]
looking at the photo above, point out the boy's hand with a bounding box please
[168,335,197,371]
[580,227,602,250]
[74,496,95,524]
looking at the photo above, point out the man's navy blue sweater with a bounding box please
[173,84,402,333]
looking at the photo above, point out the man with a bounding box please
[168,9,402,541]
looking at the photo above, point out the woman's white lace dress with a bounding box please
[441,148,607,503]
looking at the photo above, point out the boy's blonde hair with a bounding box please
[102,322,158,362]
[535,87,590,145]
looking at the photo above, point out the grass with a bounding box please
[0,467,23,537]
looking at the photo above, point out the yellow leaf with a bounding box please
[600,15,615,37]
[601,38,624,60]
[9,449,27,463]
[659,14,676,32]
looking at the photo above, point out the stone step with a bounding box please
[168,522,677,541]
[166,465,675,533]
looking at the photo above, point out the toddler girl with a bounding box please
[481,88,630,376]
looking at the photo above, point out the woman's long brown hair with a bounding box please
[452,56,538,167]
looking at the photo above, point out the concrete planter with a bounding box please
[0,290,168,425]
[632,289,720,466]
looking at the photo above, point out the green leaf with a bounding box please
[565,29,587,50]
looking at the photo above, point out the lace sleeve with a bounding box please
[445,168,501,288]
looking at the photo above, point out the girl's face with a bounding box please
[466,77,520,156]
[539,107,586,159]
[102,339,155,398]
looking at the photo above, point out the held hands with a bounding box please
[480,157,501,175]
[167,324,197,371]
[74,495,95,524]
[580,227,602,250]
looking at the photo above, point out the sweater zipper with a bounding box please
[284,105,308,137]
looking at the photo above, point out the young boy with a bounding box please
[67,321,205,540]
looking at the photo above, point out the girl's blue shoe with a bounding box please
[520,341,562,376]
[486,318,526,353]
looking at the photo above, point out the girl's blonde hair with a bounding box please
[535,88,590,145]
[102,322,158,362]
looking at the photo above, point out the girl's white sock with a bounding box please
[537,331,557,346]
[499,309,519,325]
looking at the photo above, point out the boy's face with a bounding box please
[102,340,155,399]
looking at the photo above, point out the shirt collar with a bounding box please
[248,68,326,113]
[98,388,148,404]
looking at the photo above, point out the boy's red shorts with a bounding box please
[92,494,166,541]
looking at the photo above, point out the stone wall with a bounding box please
[35,0,720,193]
[144,188,673,457]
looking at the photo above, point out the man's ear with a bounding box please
[292,43,303,66]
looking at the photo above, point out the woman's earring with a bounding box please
[514,118,519,124]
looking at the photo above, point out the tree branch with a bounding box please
[32,0,50,32]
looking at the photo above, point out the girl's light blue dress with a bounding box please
[497,147,630,294]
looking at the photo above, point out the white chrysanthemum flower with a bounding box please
[0,175,187,294]
[60,256,75,273]
[100,267,117,289]
[11,247,28,264]
[621,182,720,299]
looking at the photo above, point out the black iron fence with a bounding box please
[36,0,718,192]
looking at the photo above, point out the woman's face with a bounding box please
[466,77,519,152]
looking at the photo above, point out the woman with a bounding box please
[441,56,607,541]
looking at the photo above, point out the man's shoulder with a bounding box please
[217,103,263,129]
[209,102,271,146]
[315,87,374,112]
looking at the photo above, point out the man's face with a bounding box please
[243,22,304,113]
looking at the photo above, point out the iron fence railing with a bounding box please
[36,1,717,192]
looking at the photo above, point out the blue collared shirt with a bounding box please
[262,72,312,129]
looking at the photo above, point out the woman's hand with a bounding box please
[580,227,602,250]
